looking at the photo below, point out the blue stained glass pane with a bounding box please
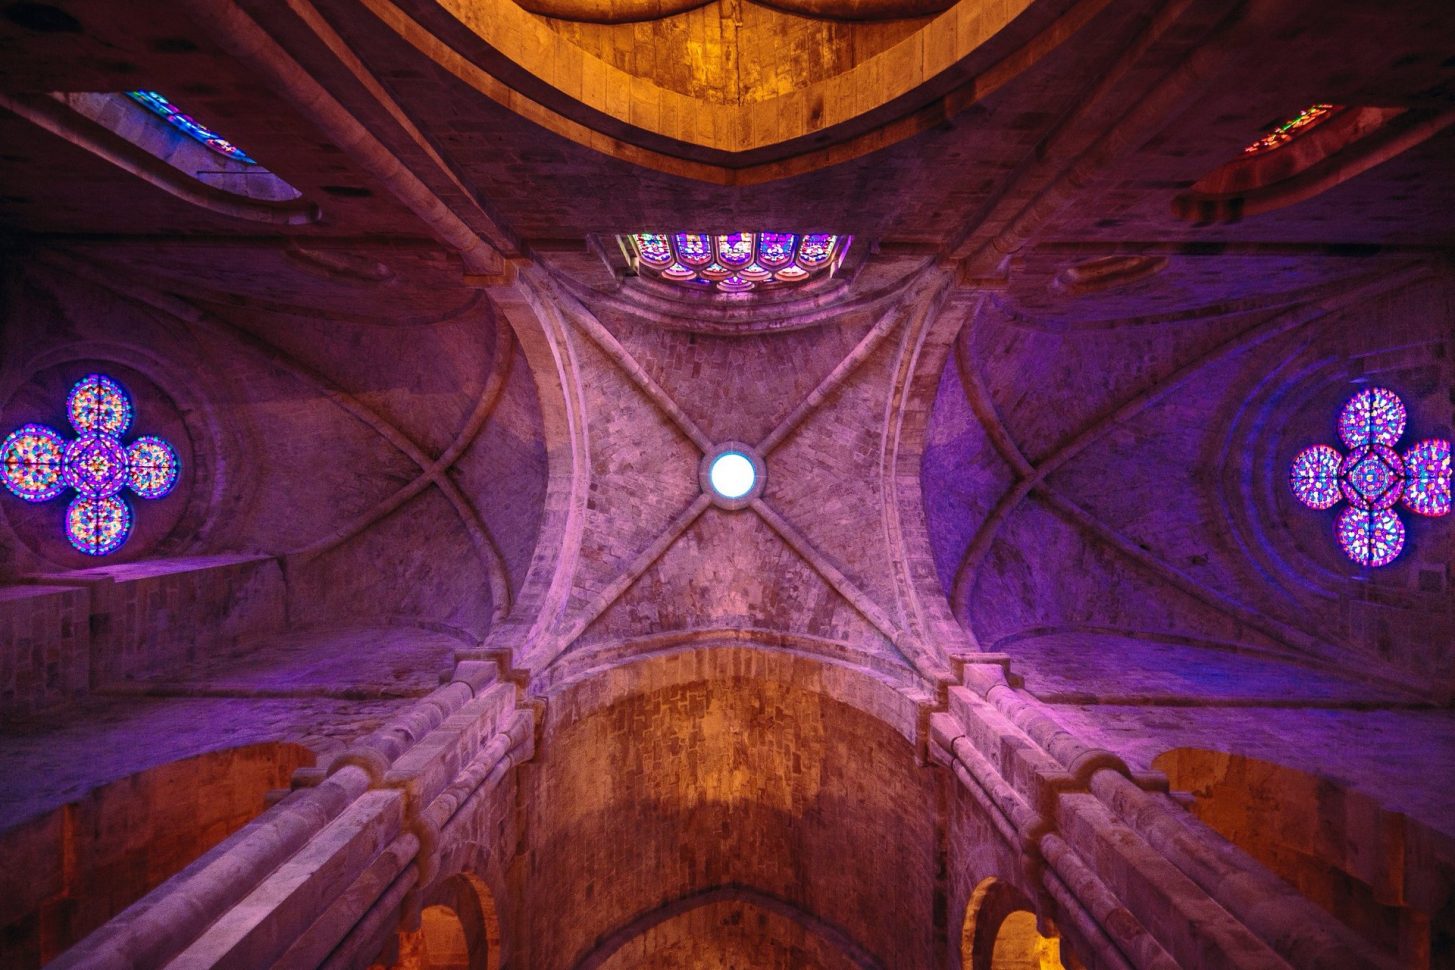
[2,424,66,503]
[66,495,132,556]
[126,91,258,164]
[63,432,129,499]
[797,233,836,267]
[68,373,133,436]
[1338,443,1404,511]
[127,436,181,499]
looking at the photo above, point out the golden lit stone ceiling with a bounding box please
[368,0,1074,174]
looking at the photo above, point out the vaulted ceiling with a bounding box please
[1,0,1453,836]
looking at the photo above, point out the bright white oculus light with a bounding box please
[708,451,756,499]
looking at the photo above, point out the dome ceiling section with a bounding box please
[513,0,954,24]
[356,0,1105,179]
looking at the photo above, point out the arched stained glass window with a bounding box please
[626,232,851,292]
[1243,104,1341,156]
[126,90,258,164]
[1289,386,1451,568]
[1,374,181,556]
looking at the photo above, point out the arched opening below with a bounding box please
[961,878,1075,970]
[990,911,1065,970]
[417,905,470,970]
[371,873,501,970]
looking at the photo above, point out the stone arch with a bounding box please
[520,640,941,969]
[574,884,884,970]
[422,872,503,970]
[374,873,503,970]
[961,877,1074,970]
[536,638,929,747]
[1153,747,1455,969]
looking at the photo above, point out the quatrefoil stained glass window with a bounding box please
[1289,387,1451,567]
[626,232,850,293]
[2,374,180,555]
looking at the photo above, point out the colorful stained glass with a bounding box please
[127,436,181,499]
[718,233,754,267]
[675,233,712,267]
[1335,507,1404,568]
[1401,438,1452,517]
[1,374,181,555]
[634,233,673,267]
[1339,443,1404,511]
[757,233,796,267]
[64,432,129,498]
[1289,444,1341,510]
[1290,388,1448,568]
[1337,386,1406,449]
[2,424,66,502]
[797,233,836,267]
[67,373,133,436]
[126,90,258,164]
[1243,104,1340,156]
[66,495,132,556]
[626,232,850,292]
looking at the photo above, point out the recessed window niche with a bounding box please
[0,88,317,223]
[59,91,302,202]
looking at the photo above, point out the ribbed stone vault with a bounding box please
[0,0,1452,967]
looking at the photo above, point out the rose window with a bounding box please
[1289,387,1450,567]
[2,374,181,555]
